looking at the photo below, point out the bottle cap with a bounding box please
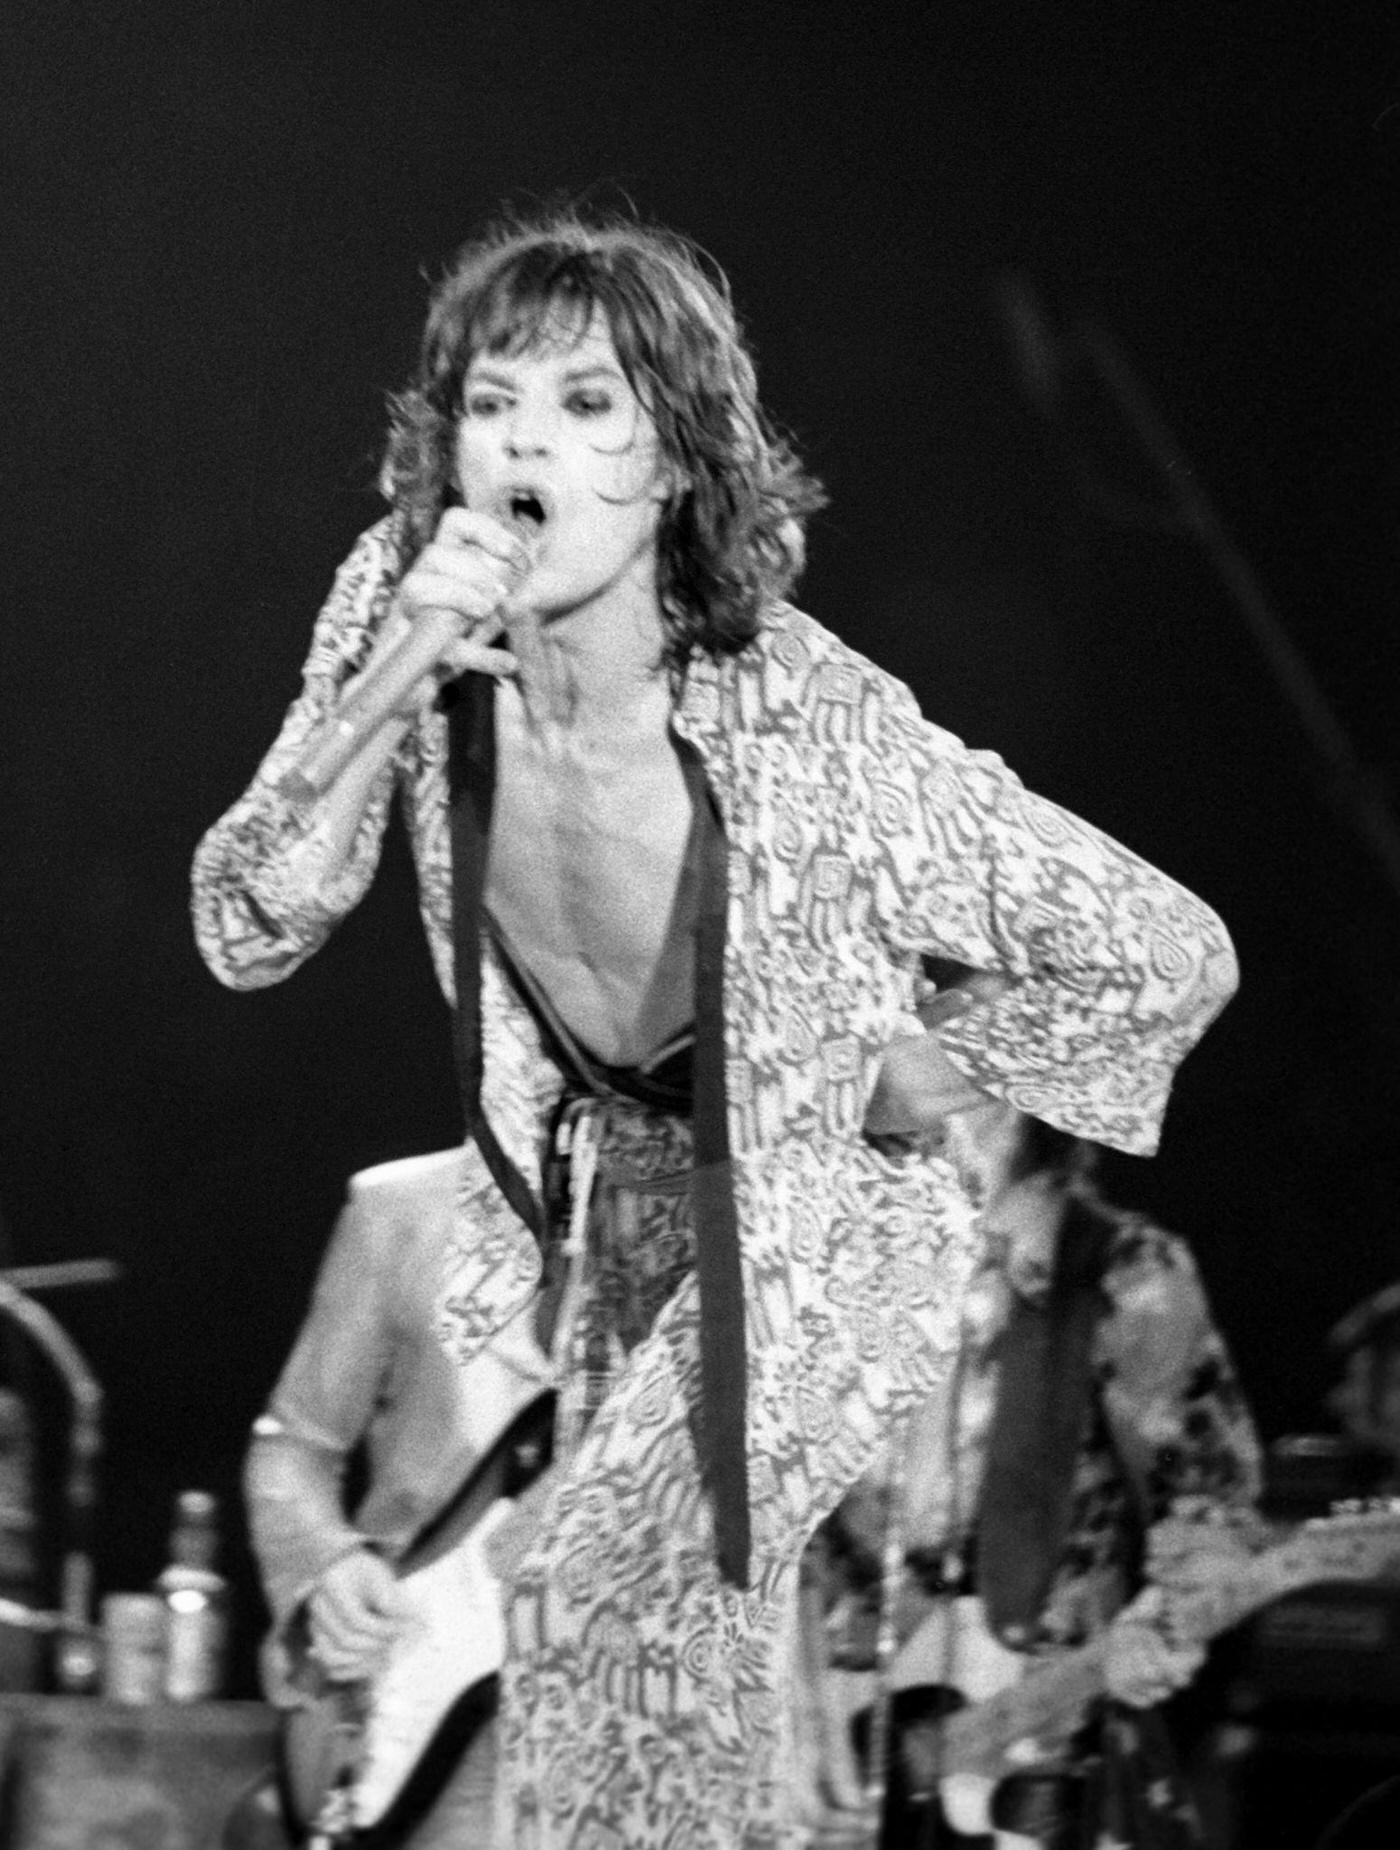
[175,1490,218,1521]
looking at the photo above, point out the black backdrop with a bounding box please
[2,0,1397,1692]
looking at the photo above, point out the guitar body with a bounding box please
[222,1706,496,1850]
[850,1686,1041,1850]
[824,1598,1045,1849]
[827,1508,1400,1850]
[279,1685,497,1850]
[276,1394,554,1847]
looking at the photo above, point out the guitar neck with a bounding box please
[936,1639,1108,1778]
[931,1545,1302,1782]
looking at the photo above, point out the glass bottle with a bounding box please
[154,1488,228,1701]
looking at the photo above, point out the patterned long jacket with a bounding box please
[824,1206,1264,1654]
[191,517,1240,1581]
[803,1208,1262,1850]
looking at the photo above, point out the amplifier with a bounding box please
[1231,1581,1400,1715]
[1212,1579,1400,1849]
[0,1694,277,1850]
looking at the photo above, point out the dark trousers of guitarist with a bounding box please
[807,1115,1264,1850]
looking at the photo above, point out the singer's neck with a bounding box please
[507,582,669,735]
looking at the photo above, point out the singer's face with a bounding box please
[454,309,670,620]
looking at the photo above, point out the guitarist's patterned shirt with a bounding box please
[834,1205,1262,1648]
[192,518,1240,1849]
[816,1199,1262,1844]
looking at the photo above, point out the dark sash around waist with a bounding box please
[488,914,695,1117]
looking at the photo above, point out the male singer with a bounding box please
[193,206,1238,1846]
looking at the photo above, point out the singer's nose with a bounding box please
[504,407,552,458]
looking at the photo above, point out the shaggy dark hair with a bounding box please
[379,208,826,667]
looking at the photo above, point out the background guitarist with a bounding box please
[809,1069,1265,1849]
[238,1147,552,1849]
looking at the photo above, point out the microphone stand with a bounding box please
[0,1265,116,1689]
[996,274,1400,914]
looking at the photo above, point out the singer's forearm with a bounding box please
[191,697,403,990]
[286,705,412,877]
[192,519,413,989]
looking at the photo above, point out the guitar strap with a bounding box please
[402,1389,556,1574]
[976,1190,1115,1643]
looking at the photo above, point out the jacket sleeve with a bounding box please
[243,1185,396,1633]
[870,686,1239,1155]
[190,518,409,990]
[1094,1219,1263,1522]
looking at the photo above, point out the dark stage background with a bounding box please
[1,1,1397,1695]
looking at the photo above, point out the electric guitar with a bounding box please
[278,1391,556,1849]
[813,1504,1400,1849]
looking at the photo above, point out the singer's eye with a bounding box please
[464,391,509,418]
[565,390,612,417]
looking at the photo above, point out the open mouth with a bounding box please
[504,489,549,531]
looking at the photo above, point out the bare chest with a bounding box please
[485,696,700,1065]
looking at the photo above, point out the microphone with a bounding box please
[277,530,535,807]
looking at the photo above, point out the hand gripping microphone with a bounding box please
[277,531,535,807]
